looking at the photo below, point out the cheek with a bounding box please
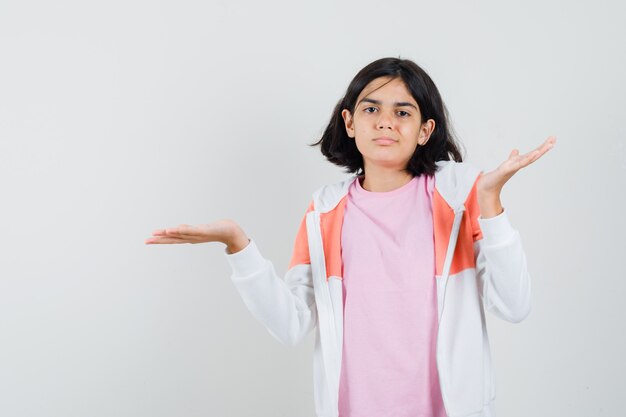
[403,126,422,141]
[353,138,367,153]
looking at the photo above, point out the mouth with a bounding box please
[373,136,397,145]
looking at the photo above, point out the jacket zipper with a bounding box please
[435,205,466,417]
[306,210,341,414]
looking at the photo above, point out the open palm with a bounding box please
[145,219,238,245]
[478,135,557,194]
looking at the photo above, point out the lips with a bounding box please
[373,136,397,145]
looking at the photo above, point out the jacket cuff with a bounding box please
[224,238,266,277]
[477,208,516,246]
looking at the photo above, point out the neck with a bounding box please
[360,164,414,192]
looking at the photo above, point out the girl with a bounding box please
[145,57,555,417]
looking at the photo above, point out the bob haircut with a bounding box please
[310,57,465,177]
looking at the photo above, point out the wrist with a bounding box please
[477,191,504,219]
[226,226,250,254]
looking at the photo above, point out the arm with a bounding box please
[470,135,556,322]
[225,238,317,347]
[144,207,318,347]
[473,208,532,323]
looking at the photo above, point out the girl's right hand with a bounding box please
[144,219,251,254]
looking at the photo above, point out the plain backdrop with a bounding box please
[1,0,625,416]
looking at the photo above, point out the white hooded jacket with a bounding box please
[224,160,532,417]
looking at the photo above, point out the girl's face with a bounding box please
[341,76,435,173]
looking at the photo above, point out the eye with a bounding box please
[362,107,411,117]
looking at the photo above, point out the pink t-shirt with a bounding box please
[338,174,447,417]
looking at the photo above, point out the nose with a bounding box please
[377,109,393,130]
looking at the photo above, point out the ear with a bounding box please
[341,109,355,138]
[418,119,436,145]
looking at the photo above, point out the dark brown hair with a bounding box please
[310,57,464,177]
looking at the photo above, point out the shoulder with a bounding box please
[435,160,483,179]
[434,160,483,209]
[311,175,358,213]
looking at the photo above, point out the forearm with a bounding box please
[476,211,532,323]
[224,239,317,346]
[477,190,504,219]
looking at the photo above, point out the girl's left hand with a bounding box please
[478,135,557,195]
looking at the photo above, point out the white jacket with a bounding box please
[225,160,532,417]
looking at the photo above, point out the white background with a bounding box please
[1,0,625,415]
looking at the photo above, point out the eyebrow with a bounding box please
[358,98,418,110]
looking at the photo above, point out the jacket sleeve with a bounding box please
[467,176,533,323]
[223,203,318,347]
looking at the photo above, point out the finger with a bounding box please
[162,233,205,243]
[534,136,557,155]
[538,139,554,154]
[518,136,556,165]
[524,138,556,164]
[151,227,187,236]
[165,224,195,235]
[145,236,190,244]
[502,136,556,174]
[514,150,541,169]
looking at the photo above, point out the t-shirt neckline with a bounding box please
[354,175,418,198]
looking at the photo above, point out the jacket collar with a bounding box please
[311,160,482,213]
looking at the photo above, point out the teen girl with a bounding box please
[145,57,556,417]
